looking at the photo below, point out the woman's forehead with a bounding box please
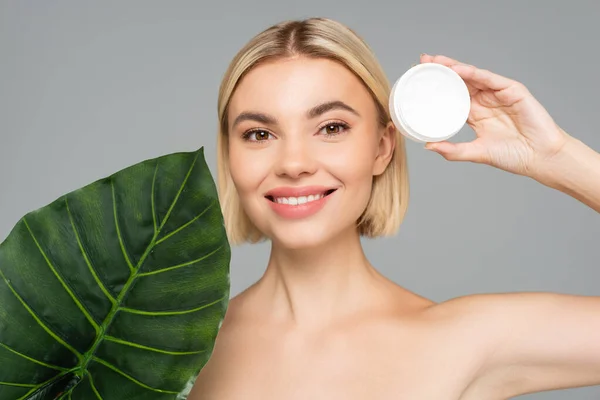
[229,58,375,116]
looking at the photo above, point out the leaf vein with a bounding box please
[0,267,82,360]
[155,200,216,246]
[65,196,116,306]
[151,161,159,234]
[0,381,36,387]
[111,180,135,273]
[138,245,223,277]
[15,369,77,400]
[0,341,68,371]
[92,357,179,394]
[23,217,100,333]
[150,149,201,240]
[119,295,225,316]
[87,373,104,400]
[104,336,207,355]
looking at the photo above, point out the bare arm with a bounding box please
[534,133,600,213]
[446,136,600,396]
[445,292,600,398]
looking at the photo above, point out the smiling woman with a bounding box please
[189,17,600,400]
[216,19,408,248]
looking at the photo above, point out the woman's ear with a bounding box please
[372,122,396,176]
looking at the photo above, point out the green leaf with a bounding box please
[20,373,80,400]
[0,147,231,399]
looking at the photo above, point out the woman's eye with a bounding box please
[243,130,272,141]
[320,123,349,136]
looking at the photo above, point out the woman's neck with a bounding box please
[255,226,390,329]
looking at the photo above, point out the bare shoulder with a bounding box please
[187,288,258,400]
[419,292,534,365]
[400,293,516,399]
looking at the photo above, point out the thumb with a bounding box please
[424,141,487,163]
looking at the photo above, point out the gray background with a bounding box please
[1,1,599,398]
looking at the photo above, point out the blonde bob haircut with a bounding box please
[217,17,409,245]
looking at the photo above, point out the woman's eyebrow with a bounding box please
[307,100,360,119]
[232,112,276,129]
[231,100,360,129]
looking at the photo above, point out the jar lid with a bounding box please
[389,63,471,143]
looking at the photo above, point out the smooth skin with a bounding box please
[190,54,600,400]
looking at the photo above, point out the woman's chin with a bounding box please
[267,224,354,251]
[269,233,329,251]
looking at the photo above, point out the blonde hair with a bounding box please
[216,17,409,245]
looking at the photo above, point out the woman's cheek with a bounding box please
[229,149,263,195]
[321,140,376,179]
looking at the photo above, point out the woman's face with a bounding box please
[227,57,395,249]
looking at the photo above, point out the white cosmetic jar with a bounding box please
[389,63,471,143]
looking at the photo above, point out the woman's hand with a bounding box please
[420,54,571,180]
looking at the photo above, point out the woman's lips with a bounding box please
[264,186,337,219]
[264,185,337,198]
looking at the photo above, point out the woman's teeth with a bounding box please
[274,193,325,205]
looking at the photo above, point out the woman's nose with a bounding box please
[273,137,318,179]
